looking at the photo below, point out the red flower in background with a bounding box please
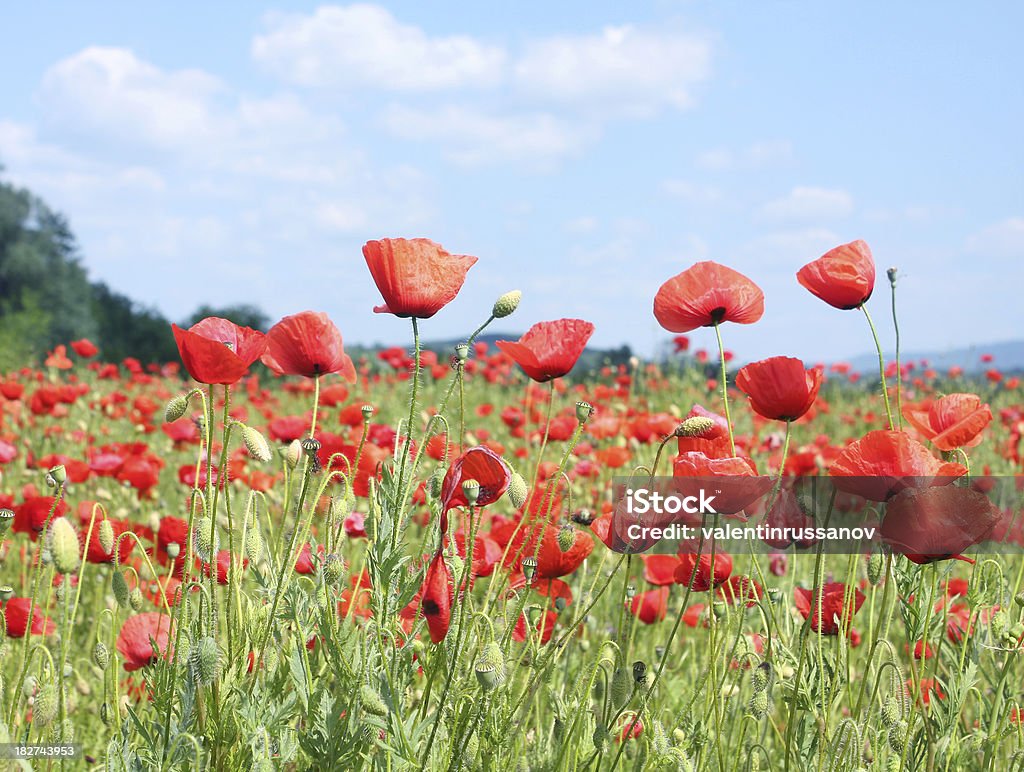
[735,356,823,422]
[902,393,993,451]
[71,339,98,358]
[261,311,356,382]
[363,238,477,319]
[171,317,266,385]
[496,319,595,382]
[117,612,173,671]
[419,551,453,643]
[4,597,55,638]
[797,240,875,310]
[674,550,733,591]
[439,446,512,529]
[507,523,594,579]
[13,496,69,537]
[882,486,999,563]
[794,583,865,635]
[830,430,966,502]
[654,262,764,333]
[628,586,669,624]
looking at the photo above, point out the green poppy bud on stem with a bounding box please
[98,519,115,555]
[360,684,389,716]
[492,290,522,319]
[867,550,884,586]
[674,417,715,437]
[112,570,131,609]
[47,465,66,487]
[241,424,273,463]
[193,636,221,685]
[557,524,575,553]
[93,642,109,671]
[165,393,191,423]
[507,473,528,509]
[50,517,80,574]
[33,684,58,728]
[610,666,633,710]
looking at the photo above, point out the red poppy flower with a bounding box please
[512,610,558,644]
[171,317,266,385]
[653,261,764,333]
[830,430,966,502]
[641,554,682,586]
[671,452,768,515]
[420,551,453,643]
[506,523,594,579]
[628,586,669,624]
[116,612,174,671]
[902,393,993,451]
[363,238,477,319]
[735,356,823,422]
[796,240,875,310]
[439,446,512,530]
[496,319,595,382]
[13,496,69,537]
[882,486,999,563]
[260,311,356,382]
[3,598,55,638]
[793,583,865,635]
[84,519,135,564]
[674,550,733,591]
[70,339,98,358]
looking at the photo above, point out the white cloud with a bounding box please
[564,215,599,234]
[514,24,711,115]
[314,201,369,232]
[252,4,505,91]
[380,104,592,166]
[39,47,227,149]
[758,186,854,222]
[696,140,793,171]
[661,178,722,204]
[965,217,1024,260]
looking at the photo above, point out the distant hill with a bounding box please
[847,339,1024,374]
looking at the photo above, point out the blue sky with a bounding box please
[1,2,1021,363]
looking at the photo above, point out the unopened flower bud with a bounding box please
[48,465,67,486]
[888,721,907,753]
[610,667,633,710]
[492,290,522,319]
[98,519,115,555]
[283,440,303,469]
[507,472,528,509]
[575,401,594,424]
[112,570,131,609]
[241,425,273,463]
[192,517,218,563]
[323,554,343,586]
[751,662,772,693]
[557,524,575,553]
[93,642,109,671]
[33,684,58,728]
[165,393,191,422]
[50,517,80,575]
[674,417,715,437]
[166,542,180,560]
[867,550,884,586]
[462,479,480,506]
[748,689,769,718]
[360,684,389,716]
[880,696,900,727]
[193,636,221,685]
[129,587,144,611]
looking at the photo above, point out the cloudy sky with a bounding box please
[1,2,1021,363]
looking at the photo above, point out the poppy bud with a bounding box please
[751,662,772,693]
[887,721,907,753]
[507,472,528,509]
[880,696,900,727]
[98,519,115,556]
[428,467,445,499]
[192,517,218,563]
[93,642,109,671]
[867,550,884,586]
[47,464,67,486]
[193,636,221,685]
[166,542,181,560]
[611,667,633,710]
[632,660,647,686]
[575,401,594,424]
[747,689,768,718]
[33,683,58,728]
[112,570,131,609]
[283,440,303,469]
[360,683,389,716]
[557,524,575,553]
[241,424,273,463]
[493,290,522,319]
[991,610,1008,641]
[461,478,481,506]
[165,393,191,423]
[323,554,343,586]
[674,417,715,437]
[129,587,144,611]
[0,509,13,538]
[522,557,538,585]
[50,517,80,575]
[887,267,898,287]
[252,759,275,772]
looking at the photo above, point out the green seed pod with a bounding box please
[242,425,273,463]
[47,464,67,486]
[475,642,506,691]
[98,519,115,556]
[522,557,538,585]
[507,472,529,510]
[164,393,190,423]
[33,683,58,728]
[557,524,575,553]
[462,478,481,506]
[632,660,648,686]
[610,667,633,711]
[112,570,131,609]
[492,290,522,319]
[193,636,221,685]
[0,509,14,538]
[50,517,80,575]
[575,401,594,424]
[360,683,389,716]
[93,641,110,671]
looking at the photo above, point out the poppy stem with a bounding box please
[392,317,421,546]
[860,304,895,430]
[713,323,736,455]
[889,272,904,430]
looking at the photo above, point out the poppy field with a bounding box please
[1,237,1023,771]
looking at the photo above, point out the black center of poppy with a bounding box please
[708,307,727,324]
[422,600,439,614]
[313,363,321,374]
